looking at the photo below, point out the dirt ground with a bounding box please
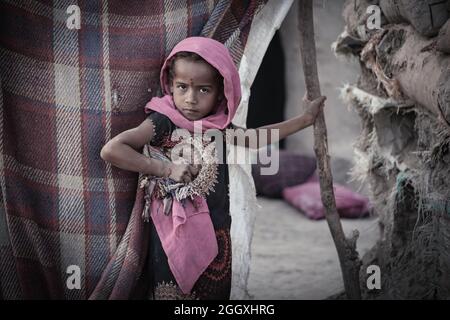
[246,1,380,300]
[248,197,379,299]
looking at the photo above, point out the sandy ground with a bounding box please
[246,1,380,300]
[248,197,379,299]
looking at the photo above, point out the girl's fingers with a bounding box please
[182,173,191,184]
[314,96,326,105]
[303,91,310,100]
[188,165,199,177]
[303,94,326,106]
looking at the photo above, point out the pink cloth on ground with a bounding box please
[283,180,371,220]
[144,37,241,294]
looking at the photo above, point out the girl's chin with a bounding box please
[176,107,208,121]
[184,114,200,121]
[182,111,203,121]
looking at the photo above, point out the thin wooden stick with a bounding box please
[298,0,362,299]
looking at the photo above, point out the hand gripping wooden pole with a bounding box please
[298,0,362,299]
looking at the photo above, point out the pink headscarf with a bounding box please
[144,37,241,294]
[145,36,241,132]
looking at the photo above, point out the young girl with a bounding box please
[100,37,325,300]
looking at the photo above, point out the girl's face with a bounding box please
[170,58,223,121]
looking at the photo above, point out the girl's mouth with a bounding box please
[183,108,198,114]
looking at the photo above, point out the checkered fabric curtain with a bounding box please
[0,0,266,299]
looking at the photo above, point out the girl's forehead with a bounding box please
[173,58,219,83]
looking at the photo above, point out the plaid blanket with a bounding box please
[0,0,265,299]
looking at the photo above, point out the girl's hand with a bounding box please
[167,163,200,184]
[303,95,326,125]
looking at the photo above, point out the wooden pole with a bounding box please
[297,0,362,299]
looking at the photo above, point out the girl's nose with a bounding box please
[185,89,197,104]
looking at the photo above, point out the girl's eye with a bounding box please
[200,88,210,94]
[177,85,187,90]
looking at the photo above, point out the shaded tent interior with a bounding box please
[246,31,286,149]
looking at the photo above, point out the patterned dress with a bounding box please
[146,111,232,300]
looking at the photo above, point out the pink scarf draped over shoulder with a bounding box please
[144,37,241,294]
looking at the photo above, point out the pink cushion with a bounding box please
[282,182,370,220]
